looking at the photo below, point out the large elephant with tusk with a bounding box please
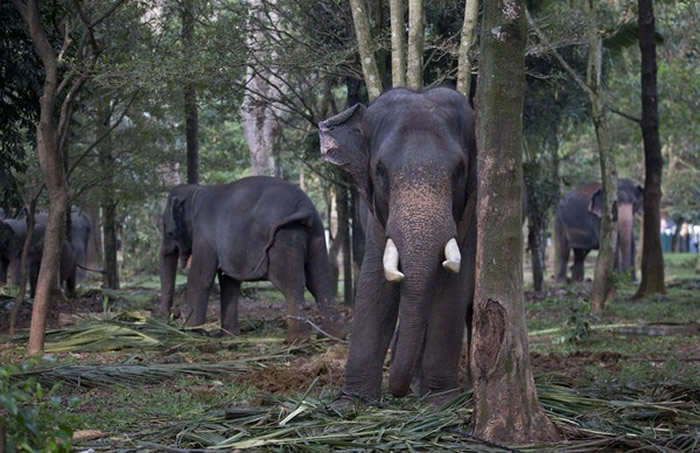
[320,87,478,402]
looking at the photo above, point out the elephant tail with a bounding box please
[250,208,316,275]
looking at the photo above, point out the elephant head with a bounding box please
[588,178,643,274]
[162,185,199,263]
[320,87,476,396]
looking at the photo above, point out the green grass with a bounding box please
[2,250,698,450]
[69,376,257,434]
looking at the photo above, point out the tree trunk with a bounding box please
[585,0,618,315]
[406,0,424,89]
[389,0,406,87]
[634,0,665,298]
[527,215,544,292]
[15,0,70,355]
[182,0,199,185]
[456,0,478,98]
[349,0,383,100]
[241,0,285,177]
[471,0,558,443]
[98,98,119,289]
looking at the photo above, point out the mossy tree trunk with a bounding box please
[634,0,665,298]
[585,0,618,314]
[456,0,478,98]
[182,0,199,185]
[98,97,120,289]
[348,0,383,101]
[389,0,406,87]
[471,0,558,443]
[406,0,424,89]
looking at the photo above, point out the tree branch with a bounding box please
[525,8,593,98]
[608,106,641,124]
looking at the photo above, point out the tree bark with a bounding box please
[585,0,618,315]
[15,0,70,355]
[98,98,119,289]
[389,0,406,87]
[527,215,544,292]
[349,0,383,100]
[406,0,424,89]
[634,0,665,298]
[241,0,285,177]
[472,0,558,443]
[182,0,199,184]
[456,0,478,97]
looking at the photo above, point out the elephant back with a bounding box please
[196,176,322,281]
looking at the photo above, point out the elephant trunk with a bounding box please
[384,185,456,397]
[618,203,634,274]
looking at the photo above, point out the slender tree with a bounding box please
[182,0,199,184]
[389,0,406,87]
[456,0,478,97]
[527,4,618,314]
[348,0,383,100]
[583,0,618,313]
[12,0,123,354]
[471,0,558,442]
[97,97,119,289]
[634,0,665,298]
[406,0,424,89]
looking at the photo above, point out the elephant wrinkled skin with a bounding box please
[159,176,346,342]
[554,178,643,282]
[319,87,478,401]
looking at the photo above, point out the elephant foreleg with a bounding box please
[343,243,400,401]
[184,249,218,327]
[159,250,179,318]
[218,273,241,335]
[420,273,469,403]
[572,249,588,281]
[554,221,570,282]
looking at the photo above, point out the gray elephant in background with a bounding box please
[0,218,24,284]
[319,87,478,402]
[0,217,77,297]
[159,176,346,343]
[36,207,92,280]
[554,178,643,282]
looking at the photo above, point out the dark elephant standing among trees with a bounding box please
[0,217,78,297]
[555,178,643,282]
[37,208,92,280]
[159,176,346,343]
[319,87,478,402]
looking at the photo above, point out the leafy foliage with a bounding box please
[0,361,76,452]
[0,2,41,212]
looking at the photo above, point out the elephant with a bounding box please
[36,207,92,281]
[0,218,25,284]
[554,178,643,282]
[319,87,478,402]
[159,176,347,343]
[0,216,77,297]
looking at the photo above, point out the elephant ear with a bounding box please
[588,188,604,218]
[319,103,372,203]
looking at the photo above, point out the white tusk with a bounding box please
[383,238,405,282]
[442,238,461,273]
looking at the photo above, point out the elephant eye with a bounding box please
[452,161,465,183]
[375,162,389,189]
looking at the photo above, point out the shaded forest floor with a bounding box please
[0,254,698,451]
